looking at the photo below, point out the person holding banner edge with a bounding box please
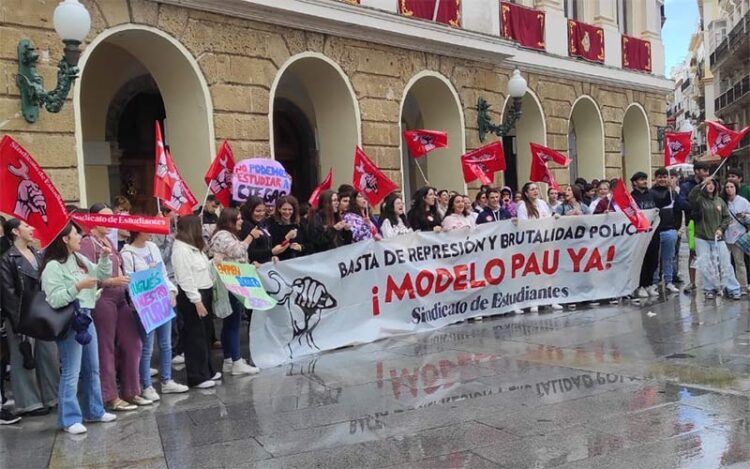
[41,222,117,434]
[121,231,189,400]
[80,204,146,411]
[269,195,307,261]
[208,207,261,376]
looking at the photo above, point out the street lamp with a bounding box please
[16,0,91,123]
[477,69,528,142]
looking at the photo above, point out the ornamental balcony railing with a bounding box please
[710,10,749,69]
[714,74,750,113]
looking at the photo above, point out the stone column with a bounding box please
[593,0,621,69]
[535,0,567,57]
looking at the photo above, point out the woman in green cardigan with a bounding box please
[41,222,117,434]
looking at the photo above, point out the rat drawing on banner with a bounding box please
[266,271,338,358]
[7,159,48,222]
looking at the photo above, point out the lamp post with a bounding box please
[16,0,91,123]
[477,69,528,142]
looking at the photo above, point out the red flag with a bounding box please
[162,149,198,216]
[309,168,333,208]
[204,140,235,207]
[403,129,448,158]
[460,159,492,184]
[0,136,69,247]
[529,148,561,190]
[706,121,750,158]
[611,179,650,232]
[353,147,398,206]
[153,121,174,201]
[71,213,170,235]
[529,142,570,167]
[460,142,506,183]
[664,131,692,166]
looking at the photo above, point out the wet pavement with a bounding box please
[2,290,750,468]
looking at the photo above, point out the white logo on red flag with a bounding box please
[353,147,398,206]
[0,135,69,247]
[204,141,235,207]
[153,121,197,215]
[403,129,448,158]
[706,121,750,158]
[664,131,692,166]
[460,142,505,184]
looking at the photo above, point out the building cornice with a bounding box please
[154,0,673,94]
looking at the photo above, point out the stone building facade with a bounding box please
[0,0,672,210]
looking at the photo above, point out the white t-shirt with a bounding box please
[517,199,552,220]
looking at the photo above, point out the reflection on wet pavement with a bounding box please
[1,293,749,468]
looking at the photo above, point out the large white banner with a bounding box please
[251,211,658,368]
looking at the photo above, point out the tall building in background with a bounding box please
[1,0,671,210]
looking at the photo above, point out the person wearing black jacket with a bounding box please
[676,161,710,291]
[407,186,443,232]
[650,168,681,293]
[631,171,659,298]
[0,219,59,417]
[239,196,274,264]
[476,188,511,224]
[269,195,307,261]
[307,190,352,253]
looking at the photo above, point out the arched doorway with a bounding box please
[75,25,214,211]
[270,53,361,196]
[500,91,546,192]
[400,72,465,201]
[622,104,651,180]
[568,96,605,182]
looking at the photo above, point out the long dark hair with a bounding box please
[410,186,440,222]
[723,180,740,203]
[346,190,369,217]
[312,190,339,227]
[0,219,21,255]
[380,192,408,228]
[175,215,205,251]
[521,182,539,219]
[240,196,267,228]
[566,184,584,204]
[215,207,241,237]
[89,202,112,214]
[42,222,86,272]
[274,195,300,225]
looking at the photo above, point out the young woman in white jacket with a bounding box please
[171,215,219,389]
[122,231,188,400]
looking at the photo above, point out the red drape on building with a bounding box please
[500,2,545,51]
[400,0,461,27]
[622,35,652,73]
[568,19,604,64]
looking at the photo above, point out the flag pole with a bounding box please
[201,187,211,213]
[156,197,161,215]
[432,0,441,21]
[708,157,729,180]
[415,160,430,186]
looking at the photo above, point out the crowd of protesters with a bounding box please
[1,163,750,432]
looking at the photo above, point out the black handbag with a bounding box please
[16,291,76,341]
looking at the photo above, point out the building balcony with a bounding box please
[710,10,749,71]
[715,74,750,115]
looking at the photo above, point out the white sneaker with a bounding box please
[161,380,189,394]
[64,423,87,434]
[231,359,260,376]
[514,309,524,314]
[194,380,215,389]
[551,303,563,310]
[141,386,160,402]
[666,283,680,293]
[97,412,117,423]
[647,285,659,297]
[530,306,539,313]
[171,354,185,365]
[636,287,648,298]
[223,359,233,373]
[211,372,222,381]
[150,368,158,377]
[128,395,153,406]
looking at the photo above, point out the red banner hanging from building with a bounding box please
[400,0,461,27]
[622,35,652,73]
[500,2,545,51]
[568,19,604,64]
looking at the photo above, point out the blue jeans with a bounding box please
[695,238,741,295]
[222,295,244,361]
[654,229,678,284]
[56,313,105,428]
[140,320,173,388]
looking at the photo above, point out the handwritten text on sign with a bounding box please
[232,158,292,205]
[128,263,175,334]
[216,261,276,310]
